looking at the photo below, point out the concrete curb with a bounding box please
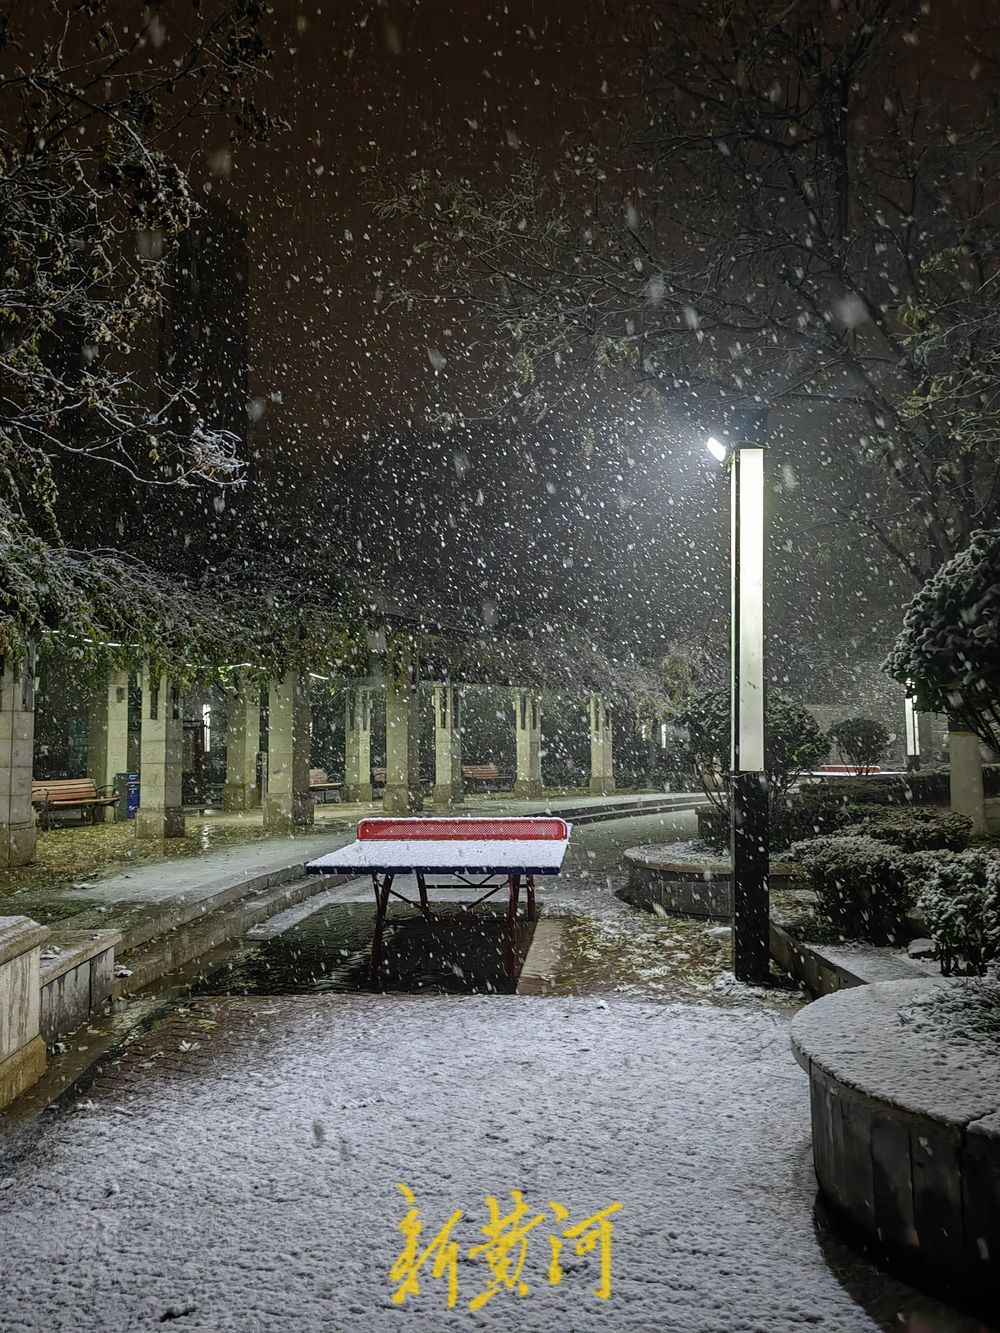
[790,979,1000,1312]
[532,795,707,825]
[769,922,933,998]
[112,871,349,996]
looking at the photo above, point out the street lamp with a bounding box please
[707,410,771,985]
[904,687,921,772]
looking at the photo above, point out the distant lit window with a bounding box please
[202,703,212,753]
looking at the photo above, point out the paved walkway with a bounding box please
[4,793,701,941]
[0,813,985,1332]
[0,989,980,1333]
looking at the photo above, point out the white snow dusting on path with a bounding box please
[0,991,918,1333]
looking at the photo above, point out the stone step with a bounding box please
[114,872,347,995]
[39,929,121,1043]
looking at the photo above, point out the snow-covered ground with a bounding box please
[0,991,982,1332]
[0,815,984,1332]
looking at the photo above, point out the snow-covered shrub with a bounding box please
[903,768,951,804]
[791,835,914,944]
[917,851,1000,976]
[808,776,909,807]
[696,798,851,851]
[841,809,972,852]
[886,528,1000,752]
[907,764,1000,804]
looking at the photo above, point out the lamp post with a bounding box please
[904,688,921,772]
[707,408,771,985]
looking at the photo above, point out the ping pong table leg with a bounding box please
[526,874,537,922]
[416,872,430,914]
[507,874,520,924]
[504,874,521,988]
[369,872,393,982]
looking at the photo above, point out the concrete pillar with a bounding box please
[0,648,37,867]
[88,670,129,817]
[0,915,49,1108]
[949,724,987,834]
[136,668,185,840]
[589,694,615,796]
[264,671,313,831]
[223,681,261,812]
[343,687,373,804]
[513,688,543,799]
[433,684,463,806]
[384,648,421,815]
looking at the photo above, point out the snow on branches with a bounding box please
[886,528,1000,750]
[0,1,273,651]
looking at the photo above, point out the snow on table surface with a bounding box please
[307,836,569,875]
[0,993,929,1333]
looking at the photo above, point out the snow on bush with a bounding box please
[840,809,973,852]
[886,528,1000,750]
[918,850,1000,976]
[790,835,914,944]
[805,776,909,807]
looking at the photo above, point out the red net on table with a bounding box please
[357,817,568,841]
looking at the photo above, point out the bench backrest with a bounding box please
[462,764,506,780]
[32,778,98,802]
[358,817,569,842]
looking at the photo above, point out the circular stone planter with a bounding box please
[621,845,801,921]
[790,977,1000,1309]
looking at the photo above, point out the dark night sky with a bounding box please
[190,2,739,654]
[207,1,614,478]
[186,1,904,678]
[12,0,939,687]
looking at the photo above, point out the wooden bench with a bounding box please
[368,765,510,795]
[309,768,343,804]
[31,778,117,830]
[462,764,512,790]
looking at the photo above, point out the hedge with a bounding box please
[696,800,851,852]
[917,850,1000,976]
[790,835,915,944]
[840,810,973,852]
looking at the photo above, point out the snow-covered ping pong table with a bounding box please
[306,816,572,981]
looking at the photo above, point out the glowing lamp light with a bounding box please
[706,436,728,463]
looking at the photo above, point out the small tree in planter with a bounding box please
[827,718,890,776]
[678,691,829,850]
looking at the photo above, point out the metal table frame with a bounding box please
[366,868,537,979]
[306,817,569,985]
